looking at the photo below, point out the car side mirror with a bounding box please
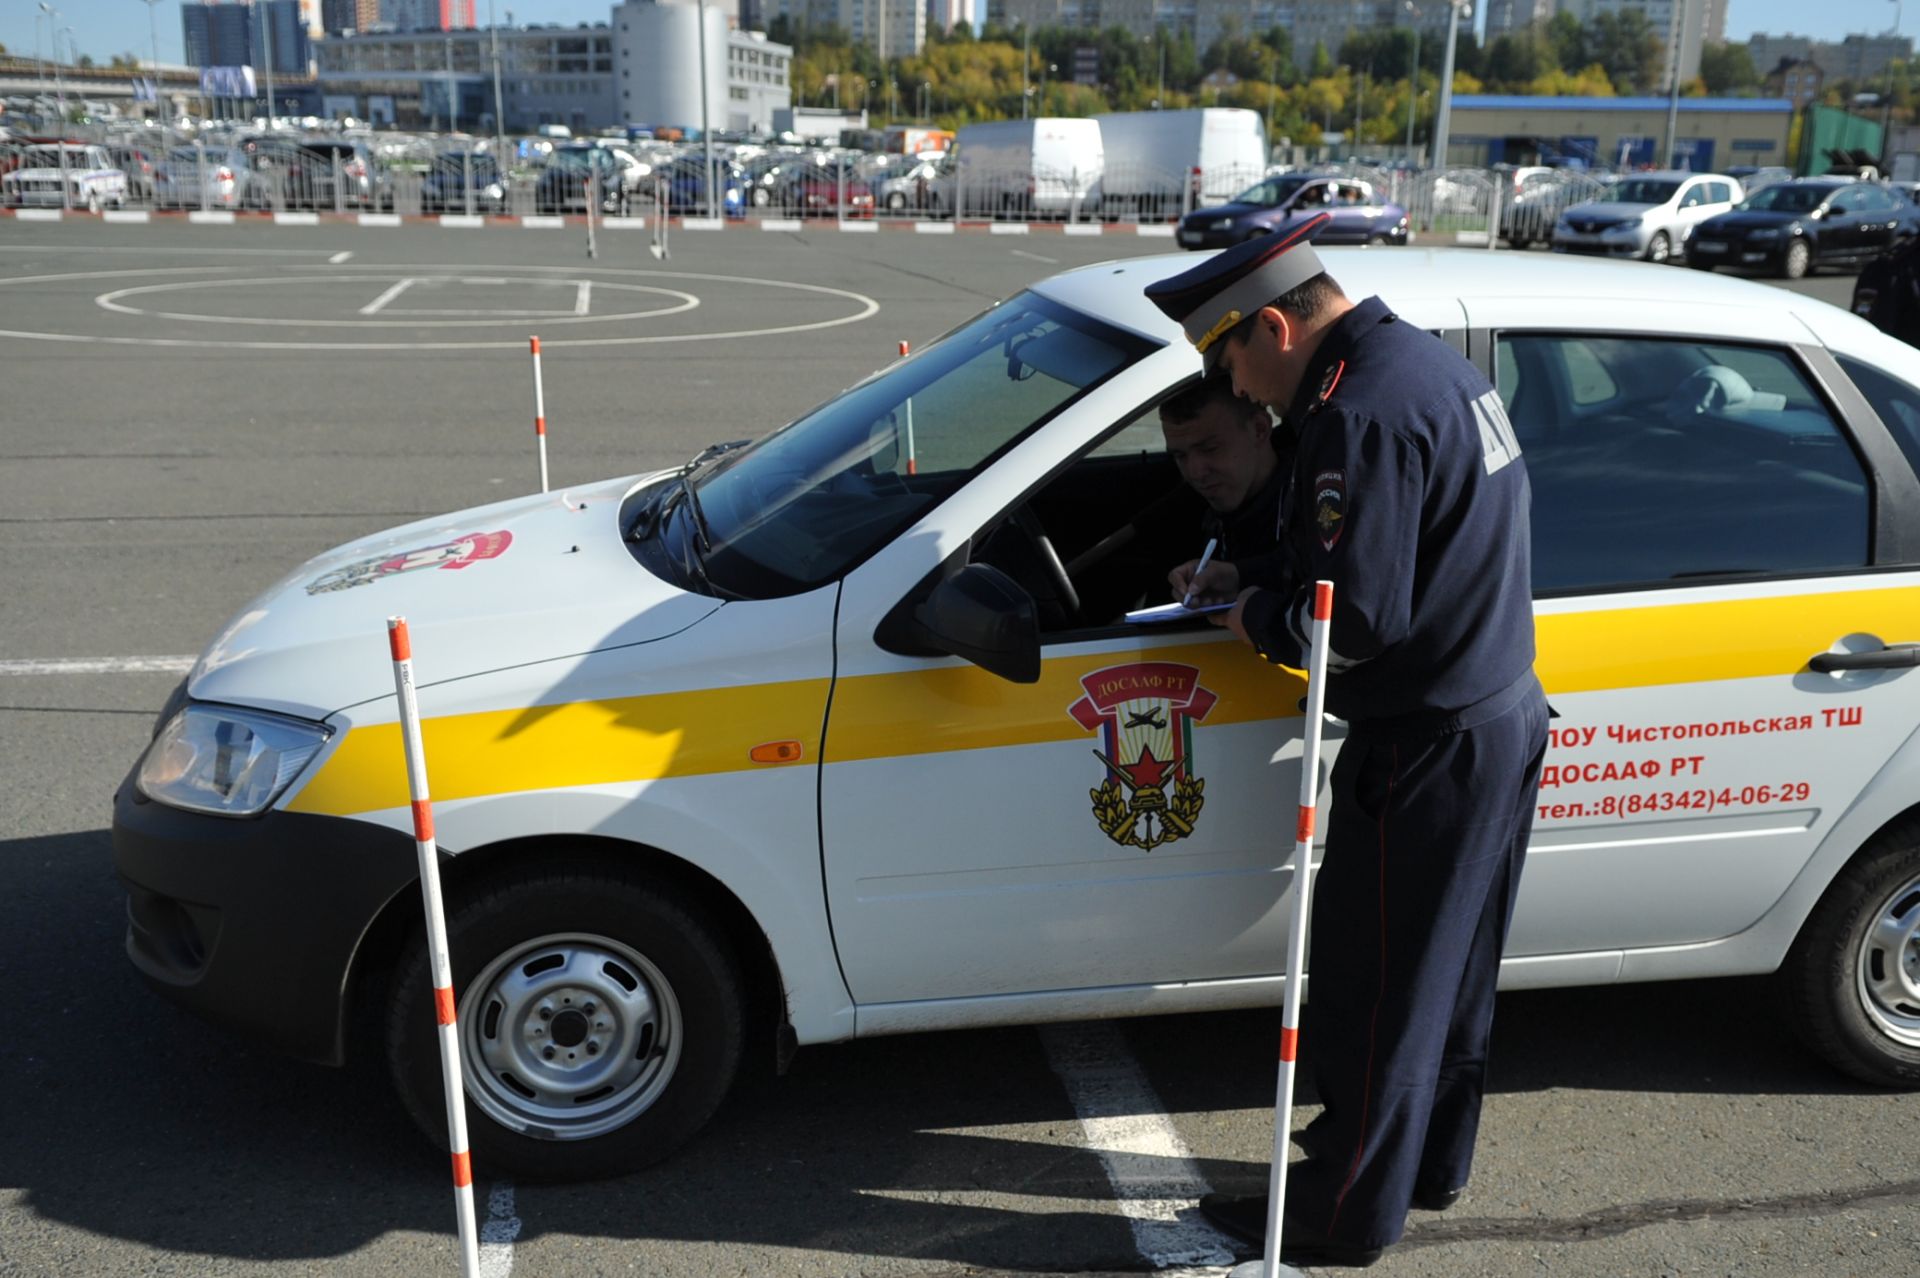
[880,561,1041,683]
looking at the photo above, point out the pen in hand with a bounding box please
[1182,537,1219,608]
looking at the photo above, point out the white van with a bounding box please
[1094,107,1268,219]
[952,117,1102,219]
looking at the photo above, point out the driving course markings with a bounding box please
[0,263,880,350]
[0,656,195,676]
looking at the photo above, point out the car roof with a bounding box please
[1031,247,1852,348]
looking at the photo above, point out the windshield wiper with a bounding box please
[672,438,750,556]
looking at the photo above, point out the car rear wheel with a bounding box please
[1782,238,1812,280]
[1783,827,1920,1087]
[886,191,907,211]
[1645,230,1671,263]
[387,864,745,1180]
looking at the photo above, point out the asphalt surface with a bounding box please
[0,218,1911,1278]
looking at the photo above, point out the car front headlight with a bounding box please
[1612,217,1641,230]
[137,704,332,818]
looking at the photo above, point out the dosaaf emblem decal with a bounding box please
[305,530,513,595]
[1068,661,1216,851]
[1314,469,1346,551]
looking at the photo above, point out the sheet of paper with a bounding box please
[1123,600,1235,625]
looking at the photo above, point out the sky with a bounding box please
[2,0,1913,73]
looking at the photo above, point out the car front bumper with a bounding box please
[1553,230,1651,257]
[1686,237,1788,269]
[112,772,420,1066]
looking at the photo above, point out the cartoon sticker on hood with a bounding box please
[305,530,513,595]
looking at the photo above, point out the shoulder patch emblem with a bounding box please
[1314,469,1346,551]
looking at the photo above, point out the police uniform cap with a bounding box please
[1144,212,1333,374]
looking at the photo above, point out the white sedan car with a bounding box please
[1553,170,1744,263]
[115,250,1920,1180]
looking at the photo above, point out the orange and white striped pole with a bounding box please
[1235,579,1334,1278]
[896,340,917,476]
[387,617,481,1278]
[529,336,550,494]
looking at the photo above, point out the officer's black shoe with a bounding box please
[1412,1185,1463,1212]
[1196,1194,1384,1268]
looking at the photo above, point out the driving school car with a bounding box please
[115,250,1920,1181]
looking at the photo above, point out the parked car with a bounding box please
[1177,174,1409,249]
[419,153,511,215]
[780,166,875,218]
[280,140,393,211]
[111,251,1920,1183]
[1690,178,1920,279]
[952,117,1103,218]
[106,144,158,202]
[660,157,746,218]
[533,145,631,215]
[0,143,127,211]
[871,153,947,213]
[1552,171,1743,262]
[1727,165,1794,195]
[153,145,274,211]
[1499,170,1606,249]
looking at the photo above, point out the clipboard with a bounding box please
[1123,600,1234,625]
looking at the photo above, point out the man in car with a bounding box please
[1145,216,1550,1269]
[1159,375,1291,603]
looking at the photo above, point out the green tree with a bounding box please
[1485,32,1551,87]
[1697,41,1758,94]
[1587,10,1664,95]
[1545,12,1586,73]
[1309,41,1333,80]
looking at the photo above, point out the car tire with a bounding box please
[1645,230,1671,264]
[386,863,746,1181]
[886,191,906,211]
[1783,238,1812,280]
[1783,824,1920,1088]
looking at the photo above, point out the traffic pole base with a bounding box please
[1227,1260,1312,1278]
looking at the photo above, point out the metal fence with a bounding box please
[4,121,1626,253]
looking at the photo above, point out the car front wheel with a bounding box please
[1782,238,1812,280]
[386,863,745,1180]
[1784,828,1920,1087]
[1645,230,1671,263]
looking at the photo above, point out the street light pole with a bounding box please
[260,3,276,127]
[697,0,715,216]
[38,4,66,125]
[1021,20,1030,120]
[489,0,505,155]
[1405,1,1421,159]
[1429,0,1469,171]
[1661,0,1681,166]
[140,0,163,119]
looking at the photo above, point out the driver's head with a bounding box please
[1159,375,1278,515]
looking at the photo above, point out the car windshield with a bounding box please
[24,148,78,167]
[1233,176,1307,206]
[1740,184,1836,213]
[1601,178,1680,205]
[684,293,1153,597]
[435,156,499,178]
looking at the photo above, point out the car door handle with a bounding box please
[1810,643,1920,672]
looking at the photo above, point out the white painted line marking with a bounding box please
[187,210,236,225]
[519,216,565,229]
[1455,230,1491,245]
[574,280,592,316]
[0,246,336,257]
[359,213,403,227]
[837,220,878,233]
[0,656,194,676]
[1135,225,1176,238]
[1063,223,1103,237]
[103,210,150,224]
[1010,248,1058,265]
[760,218,803,232]
[477,1180,520,1278]
[93,274,697,328]
[681,217,724,230]
[914,222,956,235]
[989,222,1030,235]
[359,277,418,315]
[15,209,62,222]
[329,251,354,264]
[1037,1022,1235,1270]
[274,212,320,226]
[440,214,485,229]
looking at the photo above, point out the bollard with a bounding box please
[897,341,917,475]
[529,336,550,493]
[1227,579,1335,1278]
[386,618,482,1278]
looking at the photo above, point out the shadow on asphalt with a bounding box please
[0,825,1885,1271]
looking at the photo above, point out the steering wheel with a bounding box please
[1010,505,1081,617]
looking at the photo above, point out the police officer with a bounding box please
[1144,216,1550,1269]
[1158,375,1291,605]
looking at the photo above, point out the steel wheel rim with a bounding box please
[1855,871,1920,1048]
[461,931,684,1141]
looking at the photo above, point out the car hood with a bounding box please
[1564,201,1660,221]
[1701,211,1801,232]
[188,473,721,719]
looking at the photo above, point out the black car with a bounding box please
[1175,174,1409,250]
[420,153,510,214]
[533,146,628,215]
[280,141,394,211]
[1690,179,1919,279]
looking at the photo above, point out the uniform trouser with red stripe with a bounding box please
[1285,684,1549,1250]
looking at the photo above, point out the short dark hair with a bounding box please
[1221,271,1348,353]
[1160,373,1264,426]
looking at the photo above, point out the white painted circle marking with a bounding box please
[93,275,701,328]
[0,264,881,350]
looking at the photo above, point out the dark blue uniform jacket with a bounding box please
[1240,297,1536,728]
